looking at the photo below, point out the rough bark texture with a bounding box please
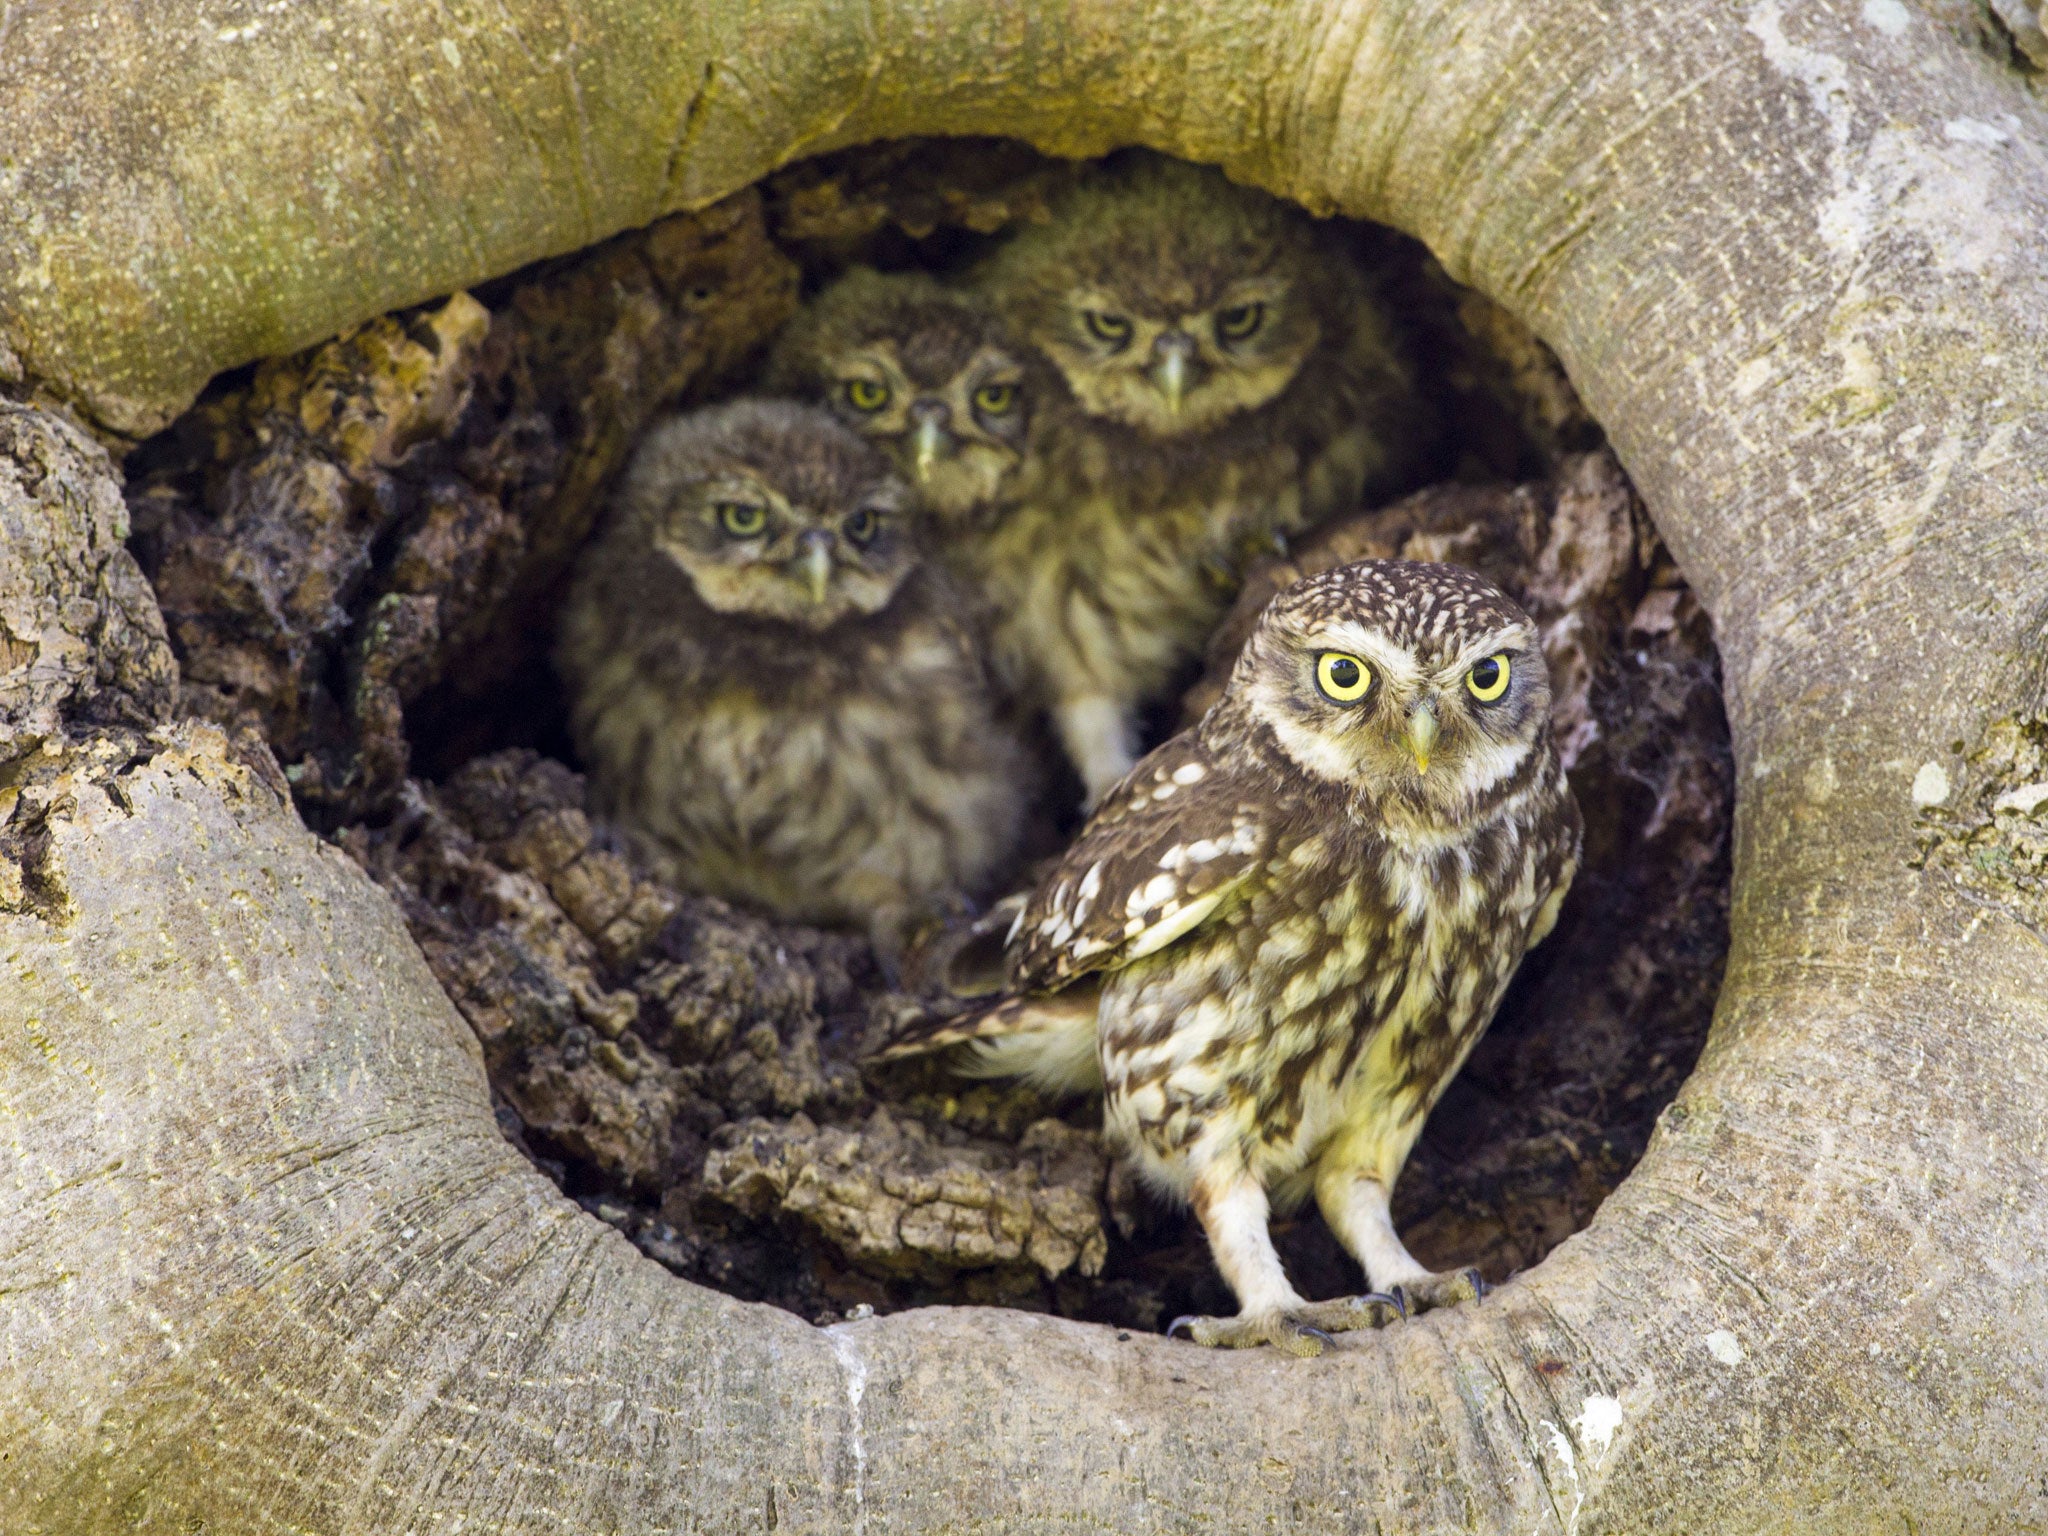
[0,406,178,751]
[5,2,2048,1533]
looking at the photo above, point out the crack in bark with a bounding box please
[662,61,721,208]
[827,1324,872,1532]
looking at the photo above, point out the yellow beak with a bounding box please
[1152,347,1189,415]
[1406,701,1439,775]
[802,539,832,605]
[912,416,946,479]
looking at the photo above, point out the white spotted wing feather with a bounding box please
[1009,736,1271,989]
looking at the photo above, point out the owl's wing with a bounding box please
[1009,734,1270,991]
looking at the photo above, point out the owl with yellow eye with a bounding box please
[764,268,1043,529]
[879,559,1579,1355]
[967,150,1427,803]
[556,399,1033,949]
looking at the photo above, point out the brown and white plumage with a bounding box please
[967,151,1426,801]
[880,559,1579,1354]
[556,399,1032,943]
[762,267,1042,529]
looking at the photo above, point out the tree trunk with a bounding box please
[5,1,2048,1530]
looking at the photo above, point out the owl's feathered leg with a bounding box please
[1051,694,1139,806]
[1315,1166,1485,1315]
[1167,1173,1402,1357]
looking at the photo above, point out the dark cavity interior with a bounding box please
[123,138,1731,1332]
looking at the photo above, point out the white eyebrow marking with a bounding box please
[1432,624,1539,683]
[1313,622,1421,687]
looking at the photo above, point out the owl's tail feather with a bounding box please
[870,988,1102,1096]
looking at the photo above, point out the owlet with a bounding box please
[881,560,1580,1356]
[557,398,1032,945]
[968,150,1425,801]
[763,267,1040,529]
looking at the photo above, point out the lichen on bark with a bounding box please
[1913,711,2048,934]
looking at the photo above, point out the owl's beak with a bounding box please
[910,411,951,479]
[1405,701,1440,775]
[798,530,834,605]
[1150,332,1198,415]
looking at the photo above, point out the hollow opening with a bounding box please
[123,138,1731,1333]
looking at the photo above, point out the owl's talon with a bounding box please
[1289,1292,1405,1333]
[1362,1288,1406,1322]
[1167,1311,1309,1352]
[1392,1267,1487,1314]
[1166,1295,1406,1355]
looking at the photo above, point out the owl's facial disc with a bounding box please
[1249,617,1548,822]
[657,470,917,630]
[827,343,1027,521]
[1048,278,1318,437]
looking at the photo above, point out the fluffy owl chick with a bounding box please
[969,151,1423,801]
[880,560,1579,1355]
[763,268,1040,528]
[557,399,1031,943]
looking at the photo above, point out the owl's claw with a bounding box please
[1290,1292,1406,1332]
[1166,1313,1329,1357]
[1167,1292,1406,1356]
[1389,1267,1487,1316]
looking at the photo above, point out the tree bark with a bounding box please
[5,1,2048,1531]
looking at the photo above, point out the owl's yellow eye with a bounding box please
[1083,310,1133,348]
[1216,302,1265,342]
[1315,651,1372,703]
[844,378,890,412]
[717,501,767,537]
[973,382,1017,415]
[1467,654,1511,702]
[843,507,881,545]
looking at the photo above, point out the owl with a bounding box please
[556,398,1033,948]
[762,267,1041,528]
[966,150,1426,801]
[879,560,1580,1355]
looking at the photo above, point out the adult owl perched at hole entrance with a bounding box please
[968,151,1426,802]
[557,398,1032,952]
[762,267,1041,528]
[878,560,1579,1355]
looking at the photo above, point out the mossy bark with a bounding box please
[4,1,2048,1532]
